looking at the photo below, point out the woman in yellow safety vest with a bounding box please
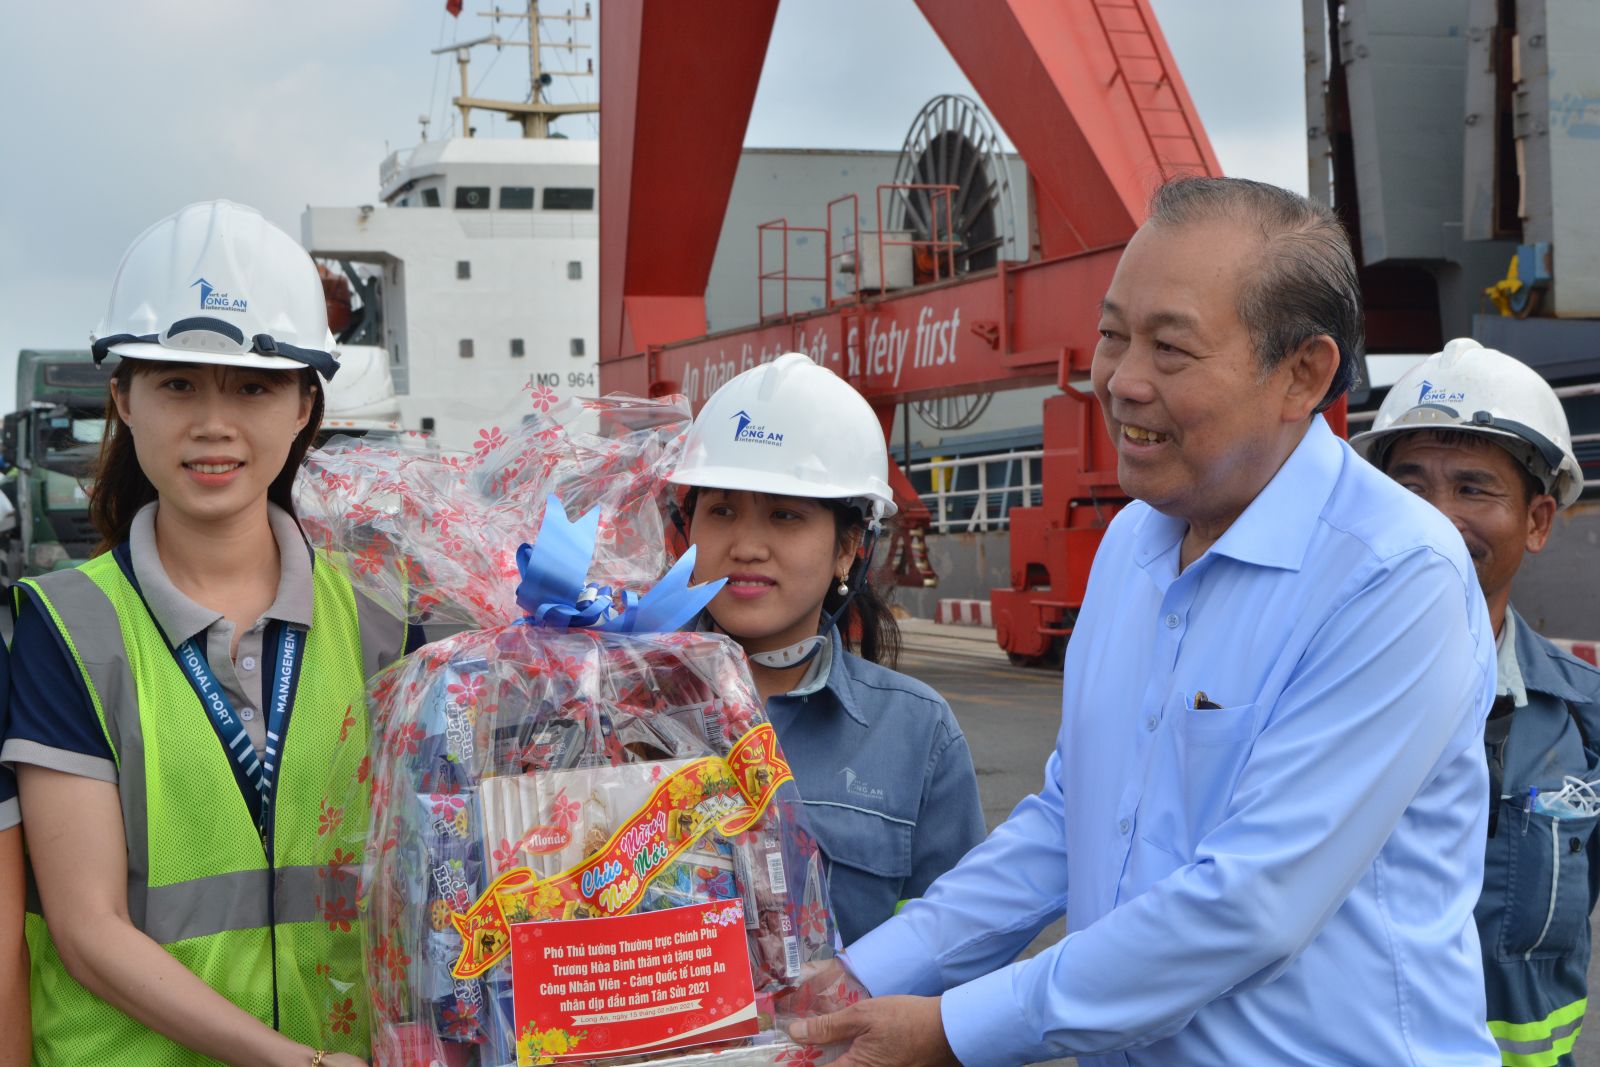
[0,201,414,1067]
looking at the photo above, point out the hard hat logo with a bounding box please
[1416,379,1466,406]
[730,409,784,447]
[190,277,249,314]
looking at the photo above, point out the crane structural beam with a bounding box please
[605,247,1124,408]
[598,0,1222,659]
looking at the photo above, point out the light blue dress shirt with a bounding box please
[847,416,1501,1066]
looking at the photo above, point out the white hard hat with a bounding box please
[667,352,898,522]
[1350,337,1583,508]
[90,200,339,379]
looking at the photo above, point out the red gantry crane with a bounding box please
[599,0,1225,664]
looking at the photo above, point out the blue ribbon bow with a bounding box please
[514,495,724,633]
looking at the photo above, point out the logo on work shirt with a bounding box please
[1416,378,1467,405]
[191,277,249,314]
[730,409,784,447]
[839,767,885,802]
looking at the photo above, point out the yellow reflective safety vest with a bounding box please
[22,548,386,1065]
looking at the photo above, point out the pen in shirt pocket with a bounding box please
[1193,690,1223,711]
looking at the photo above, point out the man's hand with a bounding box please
[788,995,960,1067]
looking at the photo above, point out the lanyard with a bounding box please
[173,620,305,839]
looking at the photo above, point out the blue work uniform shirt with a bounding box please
[765,630,985,946]
[1478,605,1600,1066]
[848,415,1501,1065]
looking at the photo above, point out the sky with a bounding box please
[0,0,1307,413]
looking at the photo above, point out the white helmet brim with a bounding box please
[668,464,898,520]
[103,340,315,374]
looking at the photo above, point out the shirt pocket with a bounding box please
[1138,700,1264,860]
[1492,803,1599,962]
[804,801,914,945]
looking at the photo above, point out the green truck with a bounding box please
[0,349,114,581]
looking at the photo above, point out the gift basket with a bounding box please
[297,397,849,1067]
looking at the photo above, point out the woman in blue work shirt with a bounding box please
[667,353,986,944]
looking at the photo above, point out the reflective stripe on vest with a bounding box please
[1490,997,1587,1067]
[22,551,376,1065]
[136,865,330,944]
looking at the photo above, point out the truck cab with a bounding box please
[0,350,113,581]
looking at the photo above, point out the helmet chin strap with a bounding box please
[727,523,881,672]
[748,635,829,669]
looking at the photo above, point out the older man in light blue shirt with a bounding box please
[792,178,1499,1064]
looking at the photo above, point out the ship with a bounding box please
[303,1,599,451]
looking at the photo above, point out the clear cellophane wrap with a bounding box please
[295,397,850,1067]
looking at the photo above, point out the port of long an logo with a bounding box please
[1417,378,1467,405]
[729,410,783,447]
[191,277,249,313]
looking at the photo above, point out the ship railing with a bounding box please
[379,149,412,189]
[908,448,1045,533]
[757,218,830,321]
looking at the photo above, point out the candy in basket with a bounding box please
[297,399,849,1067]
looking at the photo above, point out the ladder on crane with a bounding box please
[1087,0,1210,177]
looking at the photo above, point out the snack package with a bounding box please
[298,397,847,1067]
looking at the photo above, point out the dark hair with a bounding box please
[819,499,901,669]
[681,488,902,669]
[90,359,324,555]
[1147,176,1364,412]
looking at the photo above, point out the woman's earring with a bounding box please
[836,578,849,596]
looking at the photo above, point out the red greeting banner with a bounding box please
[452,724,793,980]
[511,900,759,1064]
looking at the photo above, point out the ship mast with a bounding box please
[431,1,597,139]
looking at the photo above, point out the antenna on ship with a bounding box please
[430,1,597,139]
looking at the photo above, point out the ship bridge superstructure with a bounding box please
[303,1,599,451]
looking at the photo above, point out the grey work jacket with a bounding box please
[1479,605,1600,1066]
[764,634,986,946]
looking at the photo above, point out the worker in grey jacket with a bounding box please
[667,353,986,944]
[1354,337,1600,1067]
